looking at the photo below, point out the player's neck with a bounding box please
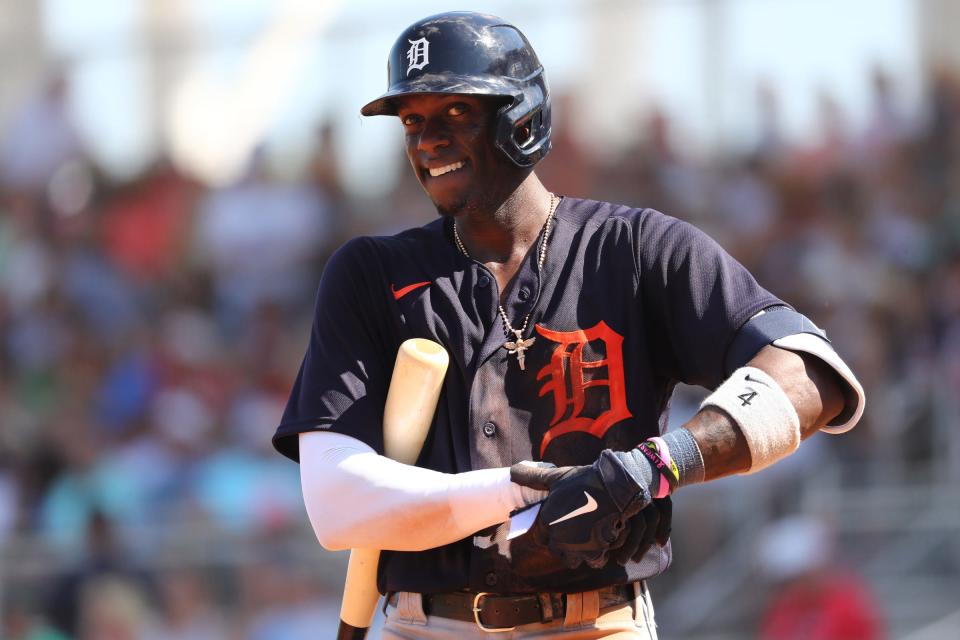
[454,173,553,266]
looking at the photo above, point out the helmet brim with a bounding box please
[360,73,518,116]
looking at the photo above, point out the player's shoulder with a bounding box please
[559,197,724,264]
[559,196,688,235]
[330,218,447,265]
[559,196,637,224]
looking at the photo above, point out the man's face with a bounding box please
[393,93,527,217]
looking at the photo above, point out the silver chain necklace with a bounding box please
[452,194,559,370]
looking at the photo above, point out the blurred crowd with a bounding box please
[2,61,959,639]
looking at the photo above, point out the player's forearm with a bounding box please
[299,432,526,551]
[681,407,749,480]
[684,345,845,481]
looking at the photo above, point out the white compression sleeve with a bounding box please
[298,431,526,551]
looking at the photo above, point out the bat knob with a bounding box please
[336,620,369,640]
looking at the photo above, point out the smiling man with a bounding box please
[272,11,865,639]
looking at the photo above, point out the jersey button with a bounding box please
[478,274,491,288]
[482,422,497,437]
[518,287,531,301]
[485,572,498,587]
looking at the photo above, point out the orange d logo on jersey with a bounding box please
[535,321,632,456]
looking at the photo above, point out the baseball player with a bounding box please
[272,11,865,639]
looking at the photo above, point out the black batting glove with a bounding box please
[510,449,659,569]
[602,447,673,565]
[611,496,673,566]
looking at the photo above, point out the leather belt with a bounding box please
[387,583,635,631]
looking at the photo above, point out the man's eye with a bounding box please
[402,114,422,126]
[448,103,468,116]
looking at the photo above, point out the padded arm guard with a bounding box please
[726,306,864,433]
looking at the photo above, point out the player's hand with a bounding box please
[510,450,654,569]
[611,496,673,566]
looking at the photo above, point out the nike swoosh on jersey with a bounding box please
[548,491,598,526]
[391,281,431,300]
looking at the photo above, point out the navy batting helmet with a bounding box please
[361,11,551,168]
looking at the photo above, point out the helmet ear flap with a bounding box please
[497,89,550,167]
[513,110,543,148]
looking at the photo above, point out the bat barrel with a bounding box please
[403,337,447,358]
[383,338,449,463]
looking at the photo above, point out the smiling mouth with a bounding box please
[427,160,466,177]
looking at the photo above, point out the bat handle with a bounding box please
[336,621,368,640]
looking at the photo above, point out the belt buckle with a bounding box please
[472,592,516,633]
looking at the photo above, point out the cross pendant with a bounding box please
[504,330,536,371]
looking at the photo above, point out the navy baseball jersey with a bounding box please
[273,197,782,594]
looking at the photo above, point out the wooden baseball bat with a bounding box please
[336,338,449,640]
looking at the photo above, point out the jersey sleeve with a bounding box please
[273,237,394,462]
[636,209,783,389]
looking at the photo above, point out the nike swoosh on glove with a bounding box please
[510,450,653,570]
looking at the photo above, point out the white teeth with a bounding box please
[428,161,464,177]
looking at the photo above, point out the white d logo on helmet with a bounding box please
[406,37,430,75]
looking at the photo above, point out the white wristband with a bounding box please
[700,366,800,474]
